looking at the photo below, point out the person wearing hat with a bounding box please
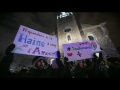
[50,59,58,78]
[32,56,48,69]
[32,56,50,78]
[51,59,58,69]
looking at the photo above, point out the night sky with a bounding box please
[0,12,120,68]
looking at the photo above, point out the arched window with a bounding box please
[88,36,94,40]
[67,35,71,41]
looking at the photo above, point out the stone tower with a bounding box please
[57,12,83,59]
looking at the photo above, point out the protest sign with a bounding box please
[12,25,58,58]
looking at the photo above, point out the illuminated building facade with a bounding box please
[54,12,120,60]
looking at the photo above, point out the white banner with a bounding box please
[62,40,102,61]
[12,25,58,58]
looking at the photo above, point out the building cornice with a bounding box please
[81,22,106,30]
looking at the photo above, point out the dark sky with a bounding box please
[0,12,120,68]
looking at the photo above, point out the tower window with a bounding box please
[67,35,71,41]
[88,36,94,40]
[64,29,71,32]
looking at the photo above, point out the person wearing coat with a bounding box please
[0,44,15,78]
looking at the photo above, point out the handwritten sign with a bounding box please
[62,40,101,61]
[12,25,58,58]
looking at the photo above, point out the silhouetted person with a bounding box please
[56,51,64,69]
[63,57,73,78]
[74,60,88,78]
[107,57,120,78]
[0,44,15,78]
[92,53,100,78]
[50,51,64,78]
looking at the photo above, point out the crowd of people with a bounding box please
[0,44,120,78]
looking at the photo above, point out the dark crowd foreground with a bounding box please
[0,44,120,78]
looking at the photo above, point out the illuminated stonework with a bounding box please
[81,23,120,58]
[57,12,73,19]
[55,12,120,60]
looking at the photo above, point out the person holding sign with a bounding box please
[0,44,15,78]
